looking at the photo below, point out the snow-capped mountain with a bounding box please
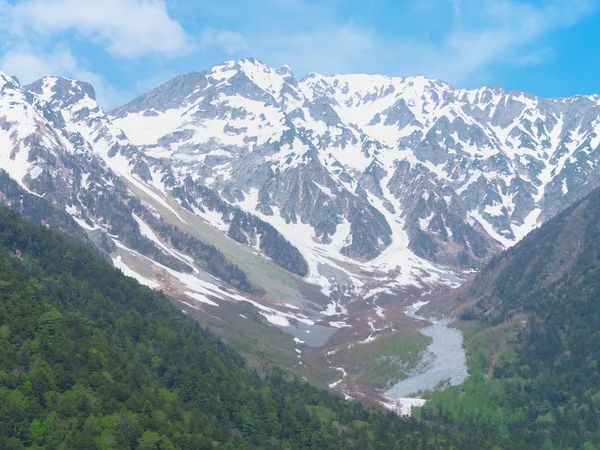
[0,70,342,345]
[0,72,267,298]
[111,58,600,275]
[3,58,600,323]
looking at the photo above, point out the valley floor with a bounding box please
[163,271,474,417]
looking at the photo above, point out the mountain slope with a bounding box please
[5,59,599,302]
[422,185,600,448]
[0,72,318,316]
[0,206,477,449]
[2,60,599,302]
[460,185,597,324]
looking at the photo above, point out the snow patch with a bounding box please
[185,291,219,307]
[112,256,159,289]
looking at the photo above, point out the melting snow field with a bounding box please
[110,236,335,345]
[111,256,159,289]
[234,187,461,303]
[384,301,468,410]
[381,397,428,417]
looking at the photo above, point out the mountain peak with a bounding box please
[276,64,294,79]
[0,71,22,90]
[211,57,270,72]
[236,56,262,65]
[218,58,293,98]
[26,76,97,104]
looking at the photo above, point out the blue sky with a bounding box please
[0,0,599,108]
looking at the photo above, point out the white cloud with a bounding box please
[0,0,191,107]
[11,0,191,58]
[0,46,124,108]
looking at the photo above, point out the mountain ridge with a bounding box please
[110,59,600,278]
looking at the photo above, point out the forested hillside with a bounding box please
[422,187,600,449]
[0,207,488,449]
[7,175,600,449]
[459,189,597,325]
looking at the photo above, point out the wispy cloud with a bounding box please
[256,24,375,77]
[200,29,248,55]
[9,0,192,58]
[233,0,596,85]
[423,0,595,83]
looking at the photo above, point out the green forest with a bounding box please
[5,178,600,449]
[0,207,486,449]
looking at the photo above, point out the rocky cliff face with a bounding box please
[111,59,600,272]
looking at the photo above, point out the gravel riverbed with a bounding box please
[386,302,468,399]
